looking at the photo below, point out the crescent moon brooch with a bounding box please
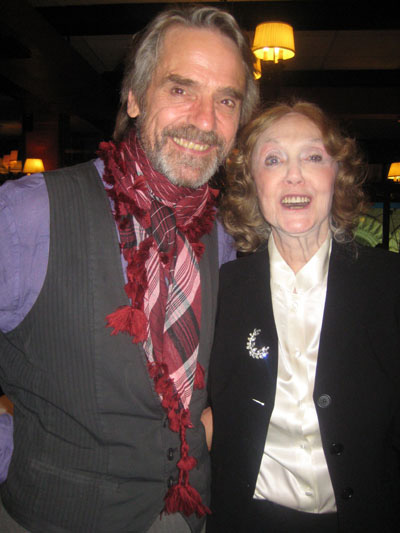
[246,328,269,360]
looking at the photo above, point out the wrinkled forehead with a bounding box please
[249,112,330,168]
[263,112,323,139]
[152,24,245,82]
[255,112,324,147]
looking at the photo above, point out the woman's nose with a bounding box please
[285,161,304,184]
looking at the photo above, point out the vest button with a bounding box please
[317,394,332,408]
[330,442,344,455]
[168,476,175,488]
[167,448,174,461]
[341,487,354,500]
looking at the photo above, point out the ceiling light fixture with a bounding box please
[253,22,295,64]
[387,162,400,182]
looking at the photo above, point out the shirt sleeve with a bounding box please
[0,413,13,483]
[0,174,49,333]
[217,218,236,267]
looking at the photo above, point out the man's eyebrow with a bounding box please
[216,87,244,102]
[164,74,244,101]
[164,74,197,87]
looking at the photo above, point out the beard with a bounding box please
[137,120,227,189]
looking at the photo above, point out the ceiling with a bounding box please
[1,0,400,172]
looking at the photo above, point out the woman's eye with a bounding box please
[309,153,323,162]
[265,155,280,166]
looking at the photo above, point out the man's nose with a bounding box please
[189,96,216,132]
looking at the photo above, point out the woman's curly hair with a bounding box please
[220,100,368,253]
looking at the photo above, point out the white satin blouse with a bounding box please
[253,234,337,513]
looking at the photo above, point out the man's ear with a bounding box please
[127,90,140,118]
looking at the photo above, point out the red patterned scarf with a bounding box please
[98,131,218,517]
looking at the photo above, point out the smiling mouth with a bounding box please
[281,196,311,209]
[172,137,211,152]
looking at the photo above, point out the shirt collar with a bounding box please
[268,232,332,294]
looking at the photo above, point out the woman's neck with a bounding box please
[271,227,330,274]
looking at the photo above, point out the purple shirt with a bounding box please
[0,160,236,480]
[0,413,12,483]
[0,159,235,333]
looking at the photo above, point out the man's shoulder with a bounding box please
[0,159,101,205]
[44,159,101,184]
[0,174,50,333]
[0,174,50,246]
[0,172,47,208]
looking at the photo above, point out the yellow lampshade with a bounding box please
[253,22,295,63]
[388,162,400,182]
[23,158,45,175]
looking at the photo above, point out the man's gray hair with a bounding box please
[113,4,259,142]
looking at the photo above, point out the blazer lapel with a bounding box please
[241,248,278,404]
[316,242,358,390]
[235,249,279,488]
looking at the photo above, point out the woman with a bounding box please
[207,101,400,533]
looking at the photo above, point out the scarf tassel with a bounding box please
[150,361,209,517]
[190,242,205,260]
[106,305,147,343]
[164,483,211,517]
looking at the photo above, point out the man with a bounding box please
[0,5,258,532]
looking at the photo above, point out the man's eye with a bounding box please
[221,98,236,109]
[171,87,185,95]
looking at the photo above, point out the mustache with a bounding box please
[162,124,224,148]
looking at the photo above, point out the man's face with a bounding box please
[128,25,246,188]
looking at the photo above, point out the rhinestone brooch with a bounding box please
[246,328,269,360]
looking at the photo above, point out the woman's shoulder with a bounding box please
[219,247,269,282]
[334,240,400,266]
[332,241,400,299]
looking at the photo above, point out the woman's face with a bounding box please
[251,112,338,243]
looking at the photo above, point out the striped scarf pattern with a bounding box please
[98,131,218,517]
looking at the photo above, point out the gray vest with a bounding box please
[0,161,219,532]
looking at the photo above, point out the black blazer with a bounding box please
[208,241,400,533]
